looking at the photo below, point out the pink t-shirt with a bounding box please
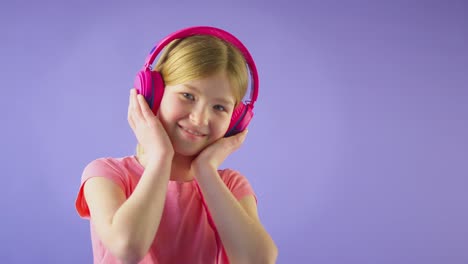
[75,156,256,264]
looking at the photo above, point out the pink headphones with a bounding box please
[133,26,259,137]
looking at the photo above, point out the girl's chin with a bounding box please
[172,144,205,158]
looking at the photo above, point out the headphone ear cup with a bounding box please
[150,71,165,114]
[225,103,254,137]
[134,69,165,115]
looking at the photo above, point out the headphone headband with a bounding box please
[143,26,259,103]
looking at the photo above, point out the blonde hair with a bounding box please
[136,35,250,158]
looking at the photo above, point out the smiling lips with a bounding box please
[179,125,206,138]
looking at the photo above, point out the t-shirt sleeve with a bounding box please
[75,158,127,219]
[219,169,257,204]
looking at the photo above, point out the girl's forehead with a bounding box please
[178,74,236,102]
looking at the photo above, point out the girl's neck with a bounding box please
[170,153,196,182]
[136,152,195,182]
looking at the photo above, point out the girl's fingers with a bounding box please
[128,90,138,130]
[226,129,248,151]
[127,89,134,120]
[128,111,136,131]
[138,94,154,120]
[131,89,144,121]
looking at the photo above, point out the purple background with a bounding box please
[1,0,467,263]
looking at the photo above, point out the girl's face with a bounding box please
[158,71,236,157]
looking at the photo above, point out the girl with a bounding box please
[75,27,278,264]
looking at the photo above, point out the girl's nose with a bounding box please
[189,105,209,126]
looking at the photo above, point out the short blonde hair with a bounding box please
[156,35,249,105]
[136,35,250,157]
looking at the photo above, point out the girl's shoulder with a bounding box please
[77,156,141,218]
[80,156,143,192]
[218,168,251,183]
[83,155,142,176]
[218,168,257,202]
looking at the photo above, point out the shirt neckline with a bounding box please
[129,155,197,186]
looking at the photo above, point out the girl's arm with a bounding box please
[84,156,171,264]
[84,88,174,263]
[193,164,278,264]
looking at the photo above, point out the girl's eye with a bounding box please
[182,93,194,100]
[214,105,226,112]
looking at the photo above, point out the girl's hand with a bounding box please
[127,88,174,162]
[191,130,248,173]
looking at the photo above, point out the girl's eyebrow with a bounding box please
[182,83,200,92]
[182,84,234,106]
